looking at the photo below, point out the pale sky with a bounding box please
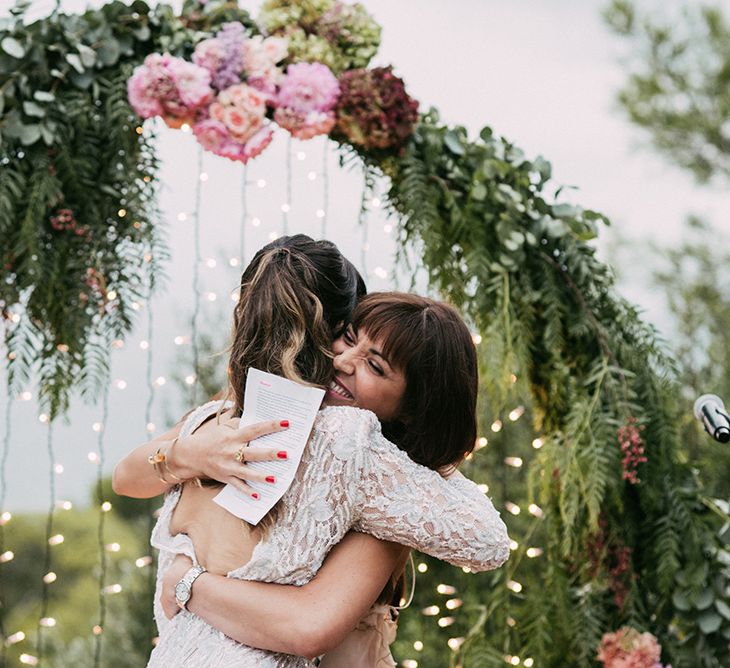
[2,0,727,511]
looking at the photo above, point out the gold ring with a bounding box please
[234,447,246,463]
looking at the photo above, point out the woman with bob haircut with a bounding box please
[114,235,509,667]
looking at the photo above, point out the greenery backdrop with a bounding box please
[1,1,729,666]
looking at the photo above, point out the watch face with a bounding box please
[175,582,190,602]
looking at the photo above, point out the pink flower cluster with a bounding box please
[617,417,648,485]
[274,62,340,139]
[127,53,213,127]
[597,627,669,668]
[50,208,91,240]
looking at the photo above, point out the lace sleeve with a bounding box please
[351,430,510,572]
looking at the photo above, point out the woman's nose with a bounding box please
[333,348,355,375]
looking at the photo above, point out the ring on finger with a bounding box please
[233,442,250,463]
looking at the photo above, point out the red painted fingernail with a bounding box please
[266,476,276,484]
[277,451,288,459]
[251,493,259,500]
[280,420,289,428]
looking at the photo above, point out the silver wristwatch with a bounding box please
[174,564,207,611]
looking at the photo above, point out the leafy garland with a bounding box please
[1,1,728,665]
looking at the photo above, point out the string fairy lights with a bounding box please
[36,422,57,663]
[321,140,329,237]
[92,386,111,667]
[0,385,11,663]
[190,146,205,405]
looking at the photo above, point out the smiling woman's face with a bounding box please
[323,325,407,422]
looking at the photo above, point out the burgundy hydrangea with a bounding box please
[617,417,647,485]
[49,208,91,240]
[334,66,418,151]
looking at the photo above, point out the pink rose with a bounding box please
[193,119,230,153]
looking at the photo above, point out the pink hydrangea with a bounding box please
[276,62,340,113]
[192,37,226,74]
[597,628,668,668]
[209,84,267,144]
[243,35,288,96]
[192,118,230,154]
[274,107,336,139]
[127,53,213,123]
[194,119,273,164]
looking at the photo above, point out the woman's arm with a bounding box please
[161,532,407,658]
[112,409,290,499]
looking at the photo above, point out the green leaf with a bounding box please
[471,183,487,201]
[479,126,493,143]
[97,39,121,67]
[716,598,730,621]
[22,101,45,118]
[672,590,691,611]
[552,203,581,218]
[66,53,84,73]
[76,44,96,68]
[18,123,41,145]
[33,91,55,102]
[695,587,715,610]
[1,36,25,59]
[133,25,151,41]
[444,131,465,156]
[698,610,723,634]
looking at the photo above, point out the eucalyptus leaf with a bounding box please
[716,598,730,620]
[698,610,723,634]
[695,588,715,610]
[471,183,487,201]
[1,36,25,59]
[76,44,97,68]
[672,590,691,611]
[22,101,45,118]
[65,53,84,73]
[97,39,121,67]
[552,203,581,218]
[444,131,465,156]
[18,123,41,146]
[33,91,55,102]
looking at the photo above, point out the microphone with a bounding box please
[693,394,730,443]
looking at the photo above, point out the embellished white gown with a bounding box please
[147,401,510,667]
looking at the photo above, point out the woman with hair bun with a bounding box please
[114,235,509,667]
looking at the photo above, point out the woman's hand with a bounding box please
[161,555,194,620]
[172,416,290,498]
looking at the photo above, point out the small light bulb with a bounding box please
[417,563,428,573]
[54,464,64,474]
[532,438,544,449]
[39,617,56,627]
[0,511,11,525]
[510,540,519,551]
[205,258,216,268]
[88,452,99,463]
[448,638,464,651]
[101,502,112,512]
[92,625,103,635]
[296,151,306,161]
[526,547,543,558]
[445,598,462,610]
[146,422,155,433]
[92,422,102,432]
[257,179,267,188]
[421,605,439,616]
[139,340,150,350]
[199,172,209,182]
[315,209,325,218]
[508,406,525,421]
[180,123,191,133]
[505,502,521,516]
[112,339,124,349]
[117,209,126,218]
[383,224,393,234]
[104,584,122,594]
[0,550,14,562]
[19,654,39,665]
[438,617,455,628]
[20,391,32,401]
[105,542,120,552]
[374,267,388,279]
[252,217,261,227]
[476,436,488,450]
[154,376,166,387]
[402,661,418,668]
[528,504,544,518]
[472,334,482,345]
[185,375,196,385]
[229,258,239,267]
[43,572,57,583]
[106,290,117,300]
[39,414,49,423]
[281,203,291,213]
[491,420,502,432]
[504,457,523,468]
[136,556,152,568]
[7,631,25,644]
[477,483,489,494]
[48,534,64,546]
[114,379,127,390]
[413,641,423,651]
[177,212,187,222]
[524,659,535,667]
[436,584,456,595]
[307,171,317,181]
[174,336,185,345]
[507,580,523,593]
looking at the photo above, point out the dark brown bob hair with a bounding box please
[352,292,478,472]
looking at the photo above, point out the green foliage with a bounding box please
[2,481,159,667]
[605,0,730,183]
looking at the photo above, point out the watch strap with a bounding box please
[175,564,206,610]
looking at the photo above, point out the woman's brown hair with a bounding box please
[227,234,365,414]
[352,292,478,472]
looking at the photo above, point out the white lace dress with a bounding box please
[147,401,510,667]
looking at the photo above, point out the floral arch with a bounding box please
[0,1,728,666]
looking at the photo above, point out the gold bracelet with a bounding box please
[148,448,171,484]
[163,437,183,482]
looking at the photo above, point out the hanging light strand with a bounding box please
[358,168,371,278]
[142,289,158,649]
[0,384,12,663]
[36,422,56,662]
[240,163,248,267]
[283,135,292,234]
[92,385,111,668]
[190,147,204,405]
[321,139,329,237]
